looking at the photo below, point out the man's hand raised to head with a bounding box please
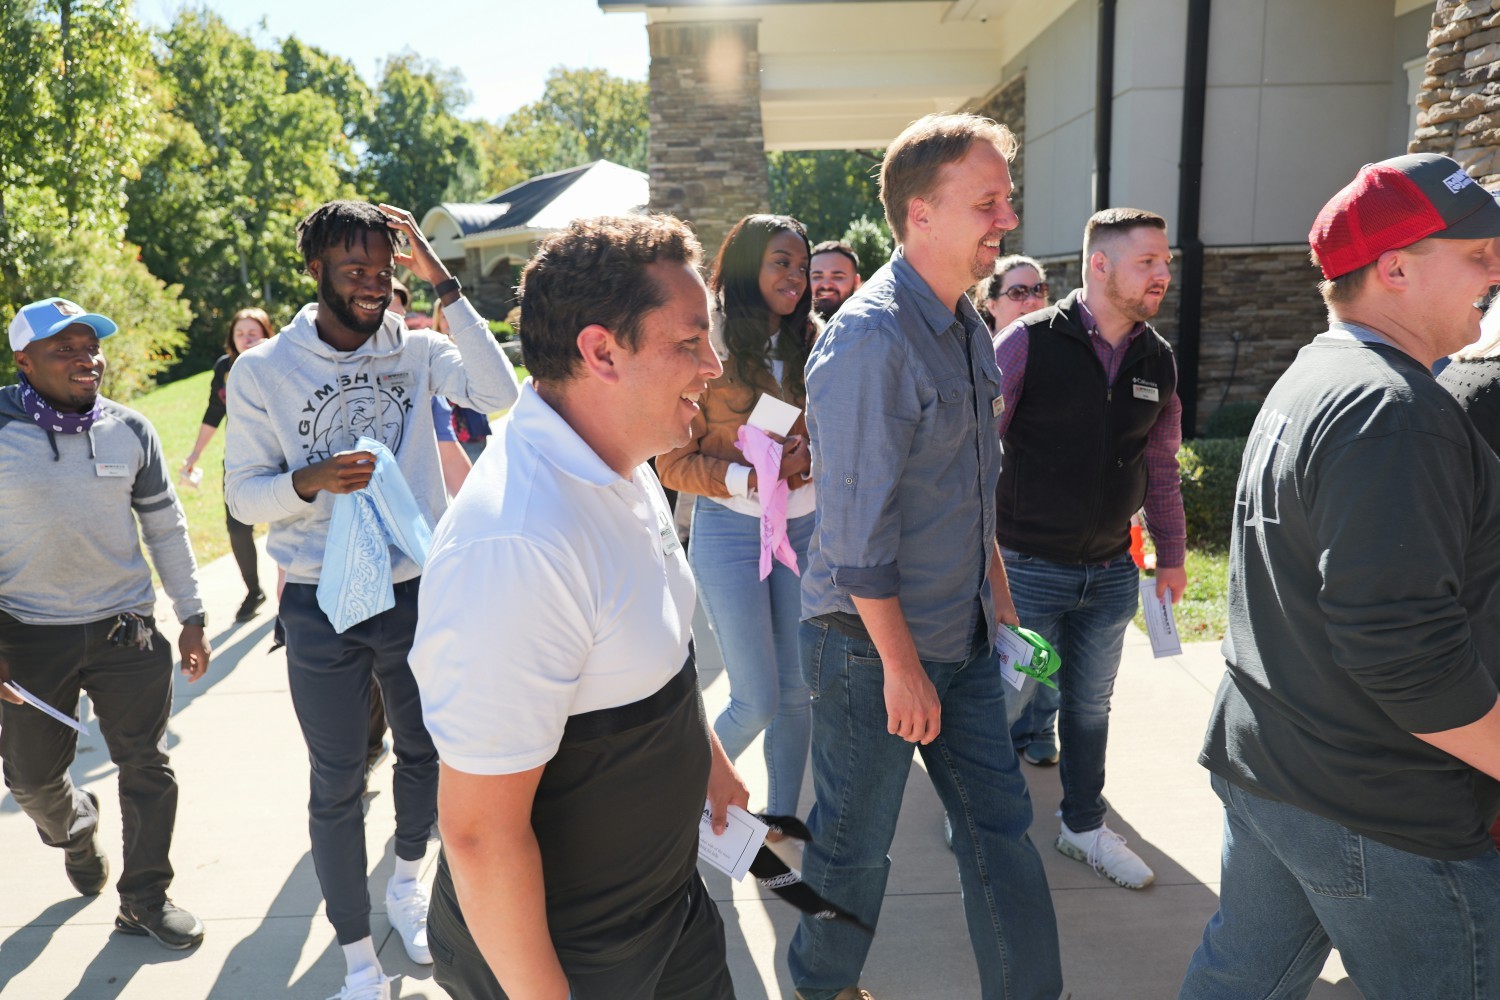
[378,204,452,292]
[291,450,376,502]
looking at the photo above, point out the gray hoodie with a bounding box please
[225,296,519,585]
[0,387,203,625]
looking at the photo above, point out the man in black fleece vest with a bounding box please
[993,208,1187,891]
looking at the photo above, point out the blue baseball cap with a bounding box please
[8,297,118,352]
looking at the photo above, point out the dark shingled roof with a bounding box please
[439,162,596,238]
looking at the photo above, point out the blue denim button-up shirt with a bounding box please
[800,248,1003,662]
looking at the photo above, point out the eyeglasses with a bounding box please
[998,281,1048,302]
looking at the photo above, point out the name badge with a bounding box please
[992,394,1005,418]
[657,508,682,556]
[1132,381,1160,402]
[95,463,129,478]
[376,372,412,391]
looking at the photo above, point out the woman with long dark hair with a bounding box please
[658,214,818,819]
[183,308,277,621]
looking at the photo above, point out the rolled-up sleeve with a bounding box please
[806,323,919,599]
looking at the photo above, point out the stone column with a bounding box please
[977,74,1027,254]
[1413,0,1500,184]
[647,20,771,261]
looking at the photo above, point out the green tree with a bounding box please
[767,149,884,248]
[362,51,479,213]
[475,67,648,197]
[126,9,358,374]
[0,0,187,395]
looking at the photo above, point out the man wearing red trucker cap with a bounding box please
[1180,153,1500,998]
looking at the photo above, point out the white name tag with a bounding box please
[657,507,682,556]
[1132,382,1160,402]
[992,394,1005,418]
[94,463,129,478]
[376,372,412,391]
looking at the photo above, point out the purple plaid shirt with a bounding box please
[992,299,1185,567]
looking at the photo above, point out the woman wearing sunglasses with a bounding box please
[983,255,1050,334]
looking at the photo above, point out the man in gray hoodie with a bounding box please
[226,201,519,1000]
[0,296,211,951]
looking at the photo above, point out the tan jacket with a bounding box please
[657,366,810,498]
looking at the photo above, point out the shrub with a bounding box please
[1204,399,1262,438]
[842,215,893,280]
[1178,436,1247,552]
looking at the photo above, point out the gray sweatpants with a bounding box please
[279,579,438,945]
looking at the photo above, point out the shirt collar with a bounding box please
[510,380,624,489]
[1075,298,1146,346]
[890,247,985,338]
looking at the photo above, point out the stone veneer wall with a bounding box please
[452,248,517,322]
[1412,0,1500,178]
[647,21,771,262]
[975,74,1026,255]
[1033,245,1325,433]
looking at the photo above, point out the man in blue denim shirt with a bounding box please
[793,113,1062,1000]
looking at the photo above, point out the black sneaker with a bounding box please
[64,791,109,896]
[269,616,286,652]
[115,899,205,950]
[235,590,267,622]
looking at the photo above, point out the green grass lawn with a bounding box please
[130,370,237,570]
[1135,547,1229,643]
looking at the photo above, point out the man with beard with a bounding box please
[809,240,862,322]
[226,200,518,1000]
[0,297,211,950]
[993,207,1185,891]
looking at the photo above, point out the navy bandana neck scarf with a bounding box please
[17,372,101,434]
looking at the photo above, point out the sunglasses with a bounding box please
[997,281,1049,302]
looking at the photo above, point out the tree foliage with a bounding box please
[0,0,188,393]
[841,215,895,280]
[126,9,359,374]
[362,51,479,212]
[478,67,648,196]
[767,148,884,249]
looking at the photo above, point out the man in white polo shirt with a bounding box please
[409,214,748,1000]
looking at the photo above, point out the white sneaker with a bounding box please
[385,878,433,964]
[1055,820,1155,889]
[326,966,391,1000]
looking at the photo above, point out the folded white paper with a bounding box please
[3,681,88,735]
[1139,579,1183,658]
[698,802,769,881]
[994,626,1034,692]
[747,394,801,438]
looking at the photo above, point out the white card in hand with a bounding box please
[747,394,801,437]
[994,626,1034,692]
[698,802,769,881]
[1139,578,1183,658]
[3,681,88,734]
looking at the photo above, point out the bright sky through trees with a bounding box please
[135,0,648,122]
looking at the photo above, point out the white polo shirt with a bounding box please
[410,381,696,776]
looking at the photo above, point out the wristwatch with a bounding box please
[433,275,462,298]
[182,613,207,628]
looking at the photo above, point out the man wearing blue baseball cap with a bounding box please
[0,297,212,950]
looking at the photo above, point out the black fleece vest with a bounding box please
[997,292,1176,564]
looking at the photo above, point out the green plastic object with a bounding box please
[1004,625,1061,689]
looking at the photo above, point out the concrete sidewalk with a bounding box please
[0,543,1361,999]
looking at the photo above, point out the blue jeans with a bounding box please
[689,498,813,816]
[1002,550,1138,832]
[1180,774,1500,999]
[788,619,1062,1000]
[1010,679,1059,755]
